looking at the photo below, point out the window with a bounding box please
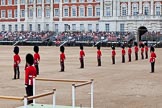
[72,24,76,31]
[14,9,17,18]
[96,0,99,2]
[1,0,5,5]
[79,7,84,16]
[21,0,25,4]
[14,0,17,4]
[144,6,149,15]
[155,6,160,16]
[45,0,50,3]
[71,7,77,17]
[21,24,24,31]
[15,24,18,31]
[37,8,42,17]
[64,24,69,31]
[105,6,111,16]
[121,6,127,16]
[21,10,25,17]
[8,0,12,5]
[132,6,138,16]
[54,0,60,3]
[80,24,84,31]
[54,9,59,16]
[64,8,69,16]
[120,24,124,32]
[88,24,92,32]
[79,0,84,2]
[38,24,41,32]
[29,0,33,4]
[87,0,92,2]
[29,24,32,31]
[8,25,12,32]
[29,8,33,17]
[2,25,5,31]
[46,24,49,31]
[71,0,76,3]
[1,10,6,18]
[96,24,99,32]
[8,10,12,18]
[45,8,50,17]
[96,7,100,16]
[105,24,109,32]
[55,24,59,32]
[64,0,68,3]
[37,0,41,4]
[88,7,93,16]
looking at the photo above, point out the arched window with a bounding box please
[79,5,85,17]
[121,3,128,16]
[71,6,77,17]
[63,6,69,17]
[95,5,100,16]
[132,3,139,16]
[155,2,161,16]
[87,5,93,16]
[143,2,150,15]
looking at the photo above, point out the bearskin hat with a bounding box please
[111,46,115,50]
[97,44,100,50]
[26,53,34,65]
[134,42,138,46]
[121,44,125,49]
[141,43,144,48]
[80,44,83,50]
[13,46,19,54]
[34,46,39,53]
[144,42,148,46]
[60,46,65,53]
[128,44,131,48]
[150,46,155,52]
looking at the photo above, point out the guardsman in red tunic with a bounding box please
[33,46,40,75]
[128,44,132,62]
[141,44,144,59]
[134,42,139,60]
[144,42,149,59]
[60,46,66,72]
[80,44,85,68]
[111,46,116,64]
[121,45,126,63]
[150,46,156,73]
[97,44,102,66]
[13,46,21,79]
[25,54,37,104]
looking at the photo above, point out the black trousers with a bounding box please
[128,54,131,62]
[122,55,125,63]
[135,52,138,60]
[34,64,39,75]
[80,58,84,68]
[112,56,115,64]
[60,61,64,71]
[25,85,33,104]
[141,53,144,59]
[151,62,155,73]
[14,66,20,79]
[145,51,148,59]
[97,58,101,66]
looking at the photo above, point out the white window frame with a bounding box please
[8,0,12,5]
[55,24,59,32]
[45,0,50,3]
[64,0,68,3]
[87,0,92,2]
[87,6,93,17]
[105,6,111,16]
[88,24,92,32]
[21,0,25,4]
[71,6,77,17]
[79,6,85,17]
[54,0,60,3]
[8,10,12,18]
[15,24,18,31]
[14,9,17,18]
[71,0,76,3]
[54,8,59,17]
[121,3,128,16]
[95,6,100,16]
[72,24,76,31]
[132,3,138,16]
[1,10,6,18]
[37,7,42,17]
[143,2,150,15]
[63,6,69,17]
[80,24,84,31]
[45,8,50,17]
[29,8,33,18]
[79,0,84,3]
[1,0,6,5]
[14,0,17,4]
[21,9,25,18]
[105,24,109,32]
[29,0,33,4]
[2,25,5,31]
[96,24,99,32]
[155,2,161,16]
[37,0,42,4]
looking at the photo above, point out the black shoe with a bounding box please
[12,78,16,80]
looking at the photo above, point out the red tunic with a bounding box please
[141,48,144,53]
[150,52,156,62]
[112,50,116,57]
[80,50,85,58]
[145,46,148,52]
[128,48,132,55]
[134,46,139,53]
[34,53,40,64]
[60,53,65,62]
[97,50,102,59]
[25,66,37,85]
[13,54,21,67]
[122,49,126,55]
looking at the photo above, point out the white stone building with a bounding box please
[0,0,162,32]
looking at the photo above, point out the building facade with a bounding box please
[0,0,162,32]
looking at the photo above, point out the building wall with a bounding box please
[0,0,162,32]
